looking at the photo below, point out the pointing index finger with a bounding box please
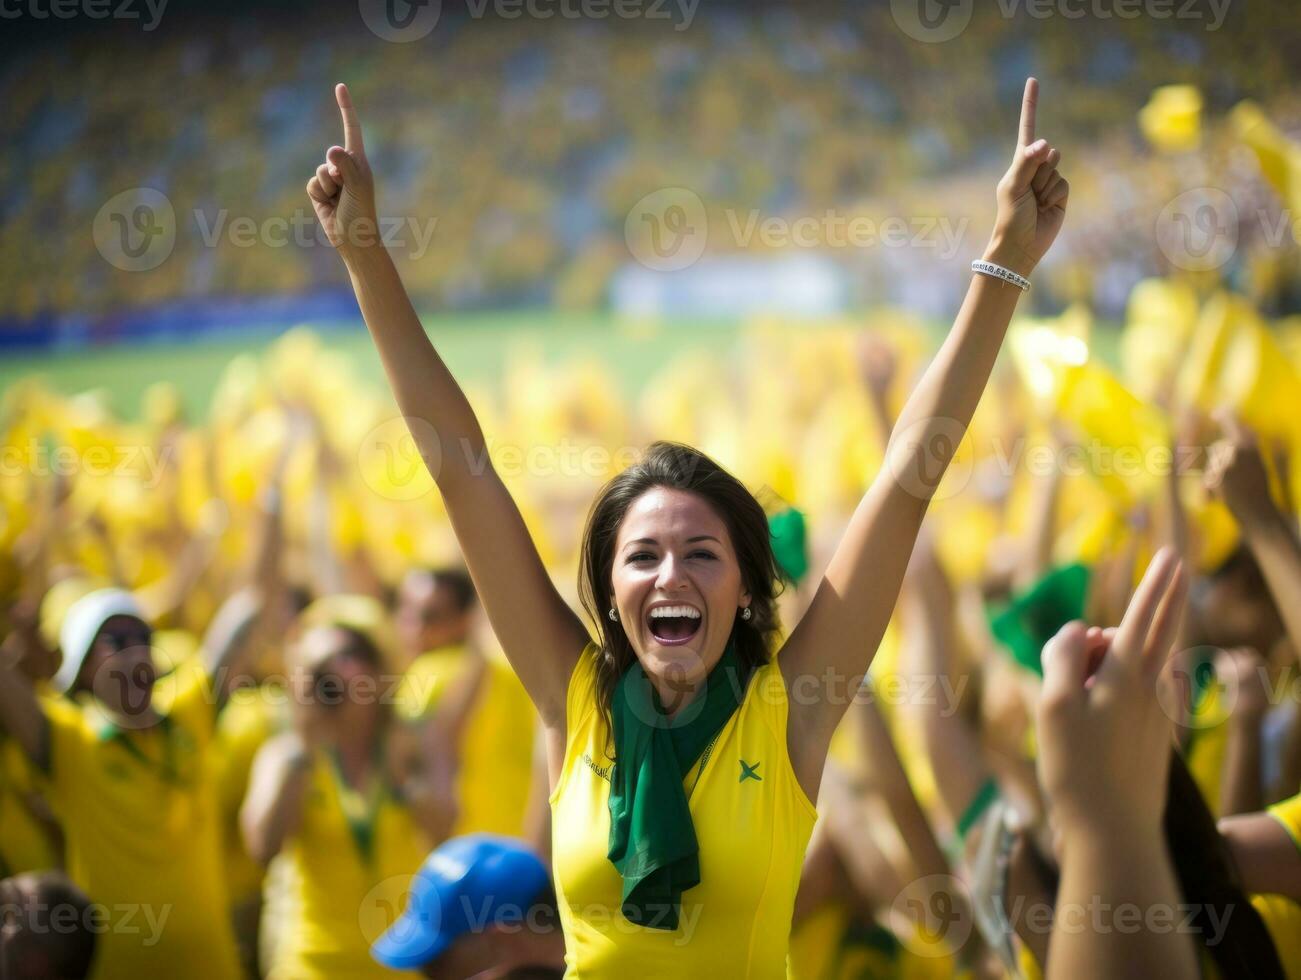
[1018,77,1038,150]
[336,82,364,155]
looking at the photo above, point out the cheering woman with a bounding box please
[304,78,1068,977]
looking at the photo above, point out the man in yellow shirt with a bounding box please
[393,568,536,837]
[0,586,264,979]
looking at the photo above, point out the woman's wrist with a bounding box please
[982,240,1037,280]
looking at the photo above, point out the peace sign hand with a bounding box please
[306,83,378,254]
[985,78,1069,278]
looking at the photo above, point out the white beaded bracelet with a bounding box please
[971,259,1030,291]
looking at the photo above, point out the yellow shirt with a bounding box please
[1254,793,1301,978]
[43,657,240,980]
[267,749,433,980]
[551,643,818,979]
[396,646,536,837]
[212,685,284,905]
[0,736,59,877]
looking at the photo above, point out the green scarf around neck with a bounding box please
[606,639,752,930]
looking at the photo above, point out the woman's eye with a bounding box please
[627,552,654,563]
[690,551,717,560]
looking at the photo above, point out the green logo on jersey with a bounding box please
[739,759,762,783]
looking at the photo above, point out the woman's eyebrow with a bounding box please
[623,535,721,547]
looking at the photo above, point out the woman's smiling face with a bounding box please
[610,487,750,698]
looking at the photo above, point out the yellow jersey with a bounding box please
[212,684,284,906]
[267,747,433,980]
[551,643,817,979]
[0,736,59,877]
[1253,793,1301,978]
[395,646,536,836]
[42,657,240,980]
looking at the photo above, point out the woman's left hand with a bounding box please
[985,78,1069,278]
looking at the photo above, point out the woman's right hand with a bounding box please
[306,83,378,254]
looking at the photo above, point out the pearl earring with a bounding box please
[741,607,752,621]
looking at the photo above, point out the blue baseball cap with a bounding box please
[370,834,551,970]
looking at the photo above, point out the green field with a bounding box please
[1,310,1117,422]
[0,312,749,421]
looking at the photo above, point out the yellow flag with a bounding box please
[1139,85,1202,153]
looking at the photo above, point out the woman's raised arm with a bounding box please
[307,84,587,727]
[781,79,1069,788]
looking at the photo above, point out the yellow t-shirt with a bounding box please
[212,684,284,906]
[0,736,59,877]
[550,643,818,979]
[43,657,240,980]
[267,750,433,980]
[1253,793,1301,978]
[395,646,536,837]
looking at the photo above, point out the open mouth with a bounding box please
[647,604,702,646]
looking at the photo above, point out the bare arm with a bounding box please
[1206,414,1301,669]
[307,84,586,728]
[0,642,51,772]
[1216,647,1269,816]
[781,80,1069,788]
[1038,550,1197,980]
[240,732,314,864]
[1219,809,1301,898]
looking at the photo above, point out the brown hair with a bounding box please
[578,442,783,736]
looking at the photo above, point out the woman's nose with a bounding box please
[656,553,689,590]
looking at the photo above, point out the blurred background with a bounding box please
[4,0,1301,582]
[5,1,1301,977]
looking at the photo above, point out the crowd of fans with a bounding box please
[4,1,1301,323]
[2,265,1301,975]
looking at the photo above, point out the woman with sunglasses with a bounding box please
[303,76,1067,976]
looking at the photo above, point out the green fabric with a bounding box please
[768,506,809,586]
[956,776,1000,842]
[987,563,1091,677]
[607,640,751,930]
